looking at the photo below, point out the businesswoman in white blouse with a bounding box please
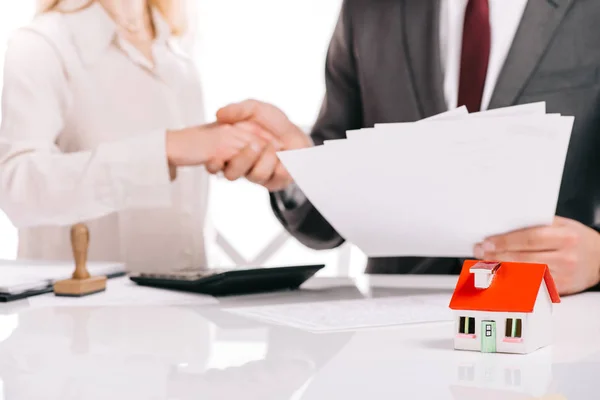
[0,0,271,272]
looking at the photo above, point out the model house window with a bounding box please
[505,318,523,338]
[458,366,475,381]
[484,367,493,383]
[459,316,475,334]
[505,369,522,386]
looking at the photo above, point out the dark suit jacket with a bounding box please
[271,0,600,276]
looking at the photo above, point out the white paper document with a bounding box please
[0,259,125,295]
[277,102,573,257]
[226,294,452,332]
[28,277,219,307]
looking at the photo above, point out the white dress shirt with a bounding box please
[439,0,529,110]
[0,3,211,272]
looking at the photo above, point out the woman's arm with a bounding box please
[0,29,257,228]
[0,29,176,227]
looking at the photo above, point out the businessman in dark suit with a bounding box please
[211,0,600,295]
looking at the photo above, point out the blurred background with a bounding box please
[0,0,367,276]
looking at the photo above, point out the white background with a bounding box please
[0,0,367,276]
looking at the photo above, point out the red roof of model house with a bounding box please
[449,260,561,313]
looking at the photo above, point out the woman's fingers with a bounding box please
[234,121,283,149]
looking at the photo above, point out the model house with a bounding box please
[449,260,561,354]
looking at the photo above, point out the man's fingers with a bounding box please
[553,216,573,226]
[206,159,225,174]
[226,123,263,146]
[481,250,558,264]
[217,99,294,139]
[216,100,258,125]
[264,163,293,192]
[479,249,578,274]
[222,143,264,181]
[479,226,574,254]
[479,249,578,293]
[234,121,284,150]
[247,146,278,184]
[234,120,272,139]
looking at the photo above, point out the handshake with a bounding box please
[166,99,312,191]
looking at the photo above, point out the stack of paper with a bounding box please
[0,259,125,295]
[277,102,573,257]
[27,277,218,308]
[226,294,452,332]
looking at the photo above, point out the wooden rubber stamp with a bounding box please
[169,164,177,181]
[53,223,107,297]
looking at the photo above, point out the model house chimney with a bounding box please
[470,262,501,289]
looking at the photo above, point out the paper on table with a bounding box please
[225,294,452,332]
[27,277,219,307]
[276,103,574,257]
[0,259,125,295]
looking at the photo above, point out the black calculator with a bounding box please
[129,264,325,296]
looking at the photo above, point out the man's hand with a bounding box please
[207,100,313,192]
[474,216,600,295]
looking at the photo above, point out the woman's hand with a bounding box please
[166,122,273,168]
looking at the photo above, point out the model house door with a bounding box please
[481,321,496,353]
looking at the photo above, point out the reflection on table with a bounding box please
[0,276,596,399]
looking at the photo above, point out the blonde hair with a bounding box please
[36,0,187,35]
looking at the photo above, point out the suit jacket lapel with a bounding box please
[488,0,575,109]
[401,0,446,118]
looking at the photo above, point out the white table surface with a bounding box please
[0,275,598,399]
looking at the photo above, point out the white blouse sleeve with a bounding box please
[0,29,173,228]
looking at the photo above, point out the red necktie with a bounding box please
[457,0,491,112]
